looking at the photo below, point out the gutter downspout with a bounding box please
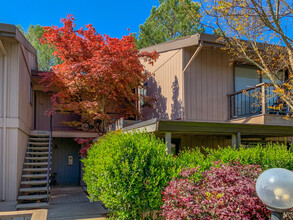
[182,40,203,74]
[0,39,7,201]
[182,41,203,120]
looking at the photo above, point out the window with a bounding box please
[139,82,147,108]
[234,66,260,91]
[234,66,285,92]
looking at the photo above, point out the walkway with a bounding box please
[47,186,108,220]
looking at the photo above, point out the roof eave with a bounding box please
[0,23,37,56]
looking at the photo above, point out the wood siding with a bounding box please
[35,91,81,131]
[18,43,35,131]
[35,91,51,131]
[0,36,37,201]
[141,49,184,120]
[183,47,233,121]
[0,37,19,118]
[180,135,232,149]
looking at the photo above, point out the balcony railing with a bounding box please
[228,83,291,119]
[52,111,81,131]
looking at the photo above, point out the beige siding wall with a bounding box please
[141,49,184,120]
[18,45,35,131]
[2,37,19,118]
[183,47,233,121]
[0,54,3,118]
[6,128,19,200]
[17,130,29,189]
[0,127,2,200]
[0,36,37,201]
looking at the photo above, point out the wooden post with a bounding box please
[261,84,267,114]
[165,132,172,155]
[232,132,241,149]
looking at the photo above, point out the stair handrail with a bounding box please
[46,115,53,202]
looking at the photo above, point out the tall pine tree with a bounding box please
[134,0,204,49]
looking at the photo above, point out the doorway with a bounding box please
[51,138,81,186]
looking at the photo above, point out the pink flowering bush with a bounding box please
[161,161,271,220]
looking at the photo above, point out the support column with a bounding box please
[165,132,172,155]
[232,132,241,148]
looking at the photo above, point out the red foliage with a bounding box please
[74,137,94,157]
[161,161,270,220]
[40,15,158,123]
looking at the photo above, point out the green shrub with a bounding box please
[82,131,178,220]
[207,143,293,170]
[177,143,293,171]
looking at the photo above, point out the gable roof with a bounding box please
[140,33,223,53]
[0,23,37,56]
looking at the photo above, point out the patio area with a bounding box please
[47,186,108,220]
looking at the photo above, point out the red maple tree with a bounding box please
[40,15,158,129]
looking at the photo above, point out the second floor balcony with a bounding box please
[228,83,293,126]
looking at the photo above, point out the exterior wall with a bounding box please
[18,44,35,131]
[35,91,52,131]
[180,135,232,149]
[141,49,184,120]
[0,36,37,201]
[183,47,233,122]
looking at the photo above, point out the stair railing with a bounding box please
[46,115,53,202]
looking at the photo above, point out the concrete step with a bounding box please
[25,157,49,160]
[18,194,47,200]
[19,187,48,192]
[26,151,49,155]
[29,137,50,142]
[16,202,49,210]
[28,142,49,146]
[24,162,48,166]
[21,180,47,185]
[27,147,49,150]
[22,174,47,178]
[30,130,50,135]
[23,168,48,172]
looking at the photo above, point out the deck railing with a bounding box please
[228,83,291,119]
[52,111,81,131]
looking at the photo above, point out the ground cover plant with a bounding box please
[162,161,270,219]
[82,131,179,220]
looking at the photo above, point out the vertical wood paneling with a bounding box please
[3,38,19,118]
[184,47,233,121]
[18,45,34,131]
[35,91,52,130]
[182,135,232,149]
[0,55,3,117]
[141,49,183,120]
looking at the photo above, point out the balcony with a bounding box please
[228,83,293,126]
[52,112,81,131]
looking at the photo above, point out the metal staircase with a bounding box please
[17,118,53,210]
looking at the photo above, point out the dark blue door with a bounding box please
[52,138,80,185]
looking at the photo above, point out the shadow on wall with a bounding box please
[141,77,169,120]
[141,76,184,121]
[171,76,184,120]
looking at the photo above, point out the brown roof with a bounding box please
[0,23,37,56]
[139,33,223,53]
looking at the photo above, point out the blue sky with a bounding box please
[0,0,159,38]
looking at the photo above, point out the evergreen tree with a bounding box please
[135,0,204,49]
[17,24,61,71]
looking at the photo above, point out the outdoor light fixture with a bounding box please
[256,168,293,220]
